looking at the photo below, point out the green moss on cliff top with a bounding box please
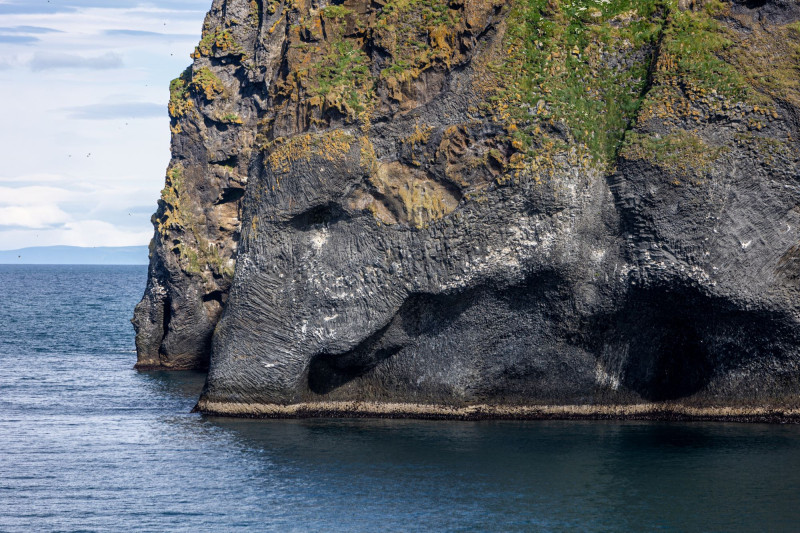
[479,0,785,173]
[657,1,746,98]
[193,27,245,59]
[483,0,668,167]
[168,68,193,119]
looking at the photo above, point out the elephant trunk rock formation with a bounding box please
[134,0,800,420]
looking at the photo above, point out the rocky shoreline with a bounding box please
[194,400,800,424]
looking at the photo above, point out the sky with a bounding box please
[0,0,210,250]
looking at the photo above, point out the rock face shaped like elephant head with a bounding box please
[135,0,800,418]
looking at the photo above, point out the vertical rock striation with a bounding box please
[136,0,800,418]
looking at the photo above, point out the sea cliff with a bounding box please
[134,0,800,420]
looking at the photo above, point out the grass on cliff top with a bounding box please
[487,0,668,166]
[722,17,800,109]
[485,0,760,169]
[657,0,746,98]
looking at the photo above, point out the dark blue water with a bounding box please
[3,265,800,531]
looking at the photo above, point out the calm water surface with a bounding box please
[2,265,800,531]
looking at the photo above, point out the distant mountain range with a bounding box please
[0,246,149,265]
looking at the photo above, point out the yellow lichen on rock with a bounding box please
[266,130,354,174]
[621,130,726,179]
[190,67,226,101]
[157,165,188,236]
[367,161,460,229]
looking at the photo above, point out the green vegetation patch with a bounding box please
[620,130,726,176]
[193,27,245,59]
[480,0,779,172]
[282,7,375,121]
[321,5,354,19]
[376,0,462,83]
[190,67,225,101]
[278,0,478,121]
[656,1,746,99]
[485,0,668,166]
[169,66,226,116]
[724,18,800,109]
[218,113,243,124]
[168,68,193,118]
[310,39,374,115]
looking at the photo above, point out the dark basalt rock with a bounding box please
[135,0,800,416]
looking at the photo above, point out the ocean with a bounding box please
[2,265,800,531]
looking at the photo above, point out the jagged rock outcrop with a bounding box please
[135,0,800,418]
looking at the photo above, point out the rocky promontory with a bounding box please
[134,0,800,420]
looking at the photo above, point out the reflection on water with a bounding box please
[202,416,800,532]
[2,266,800,532]
[138,369,208,403]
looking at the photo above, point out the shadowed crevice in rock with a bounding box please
[215,187,245,205]
[594,282,800,403]
[289,203,348,231]
[305,287,478,396]
[307,346,403,395]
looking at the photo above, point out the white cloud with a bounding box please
[0,185,77,204]
[60,219,152,247]
[0,176,161,249]
[63,101,164,120]
[0,205,71,228]
[29,51,123,70]
[0,173,65,184]
[0,220,152,249]
[0,55,19,69]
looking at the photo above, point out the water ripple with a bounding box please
[1,266,800,531]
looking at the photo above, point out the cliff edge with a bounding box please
[134,0,800,419]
